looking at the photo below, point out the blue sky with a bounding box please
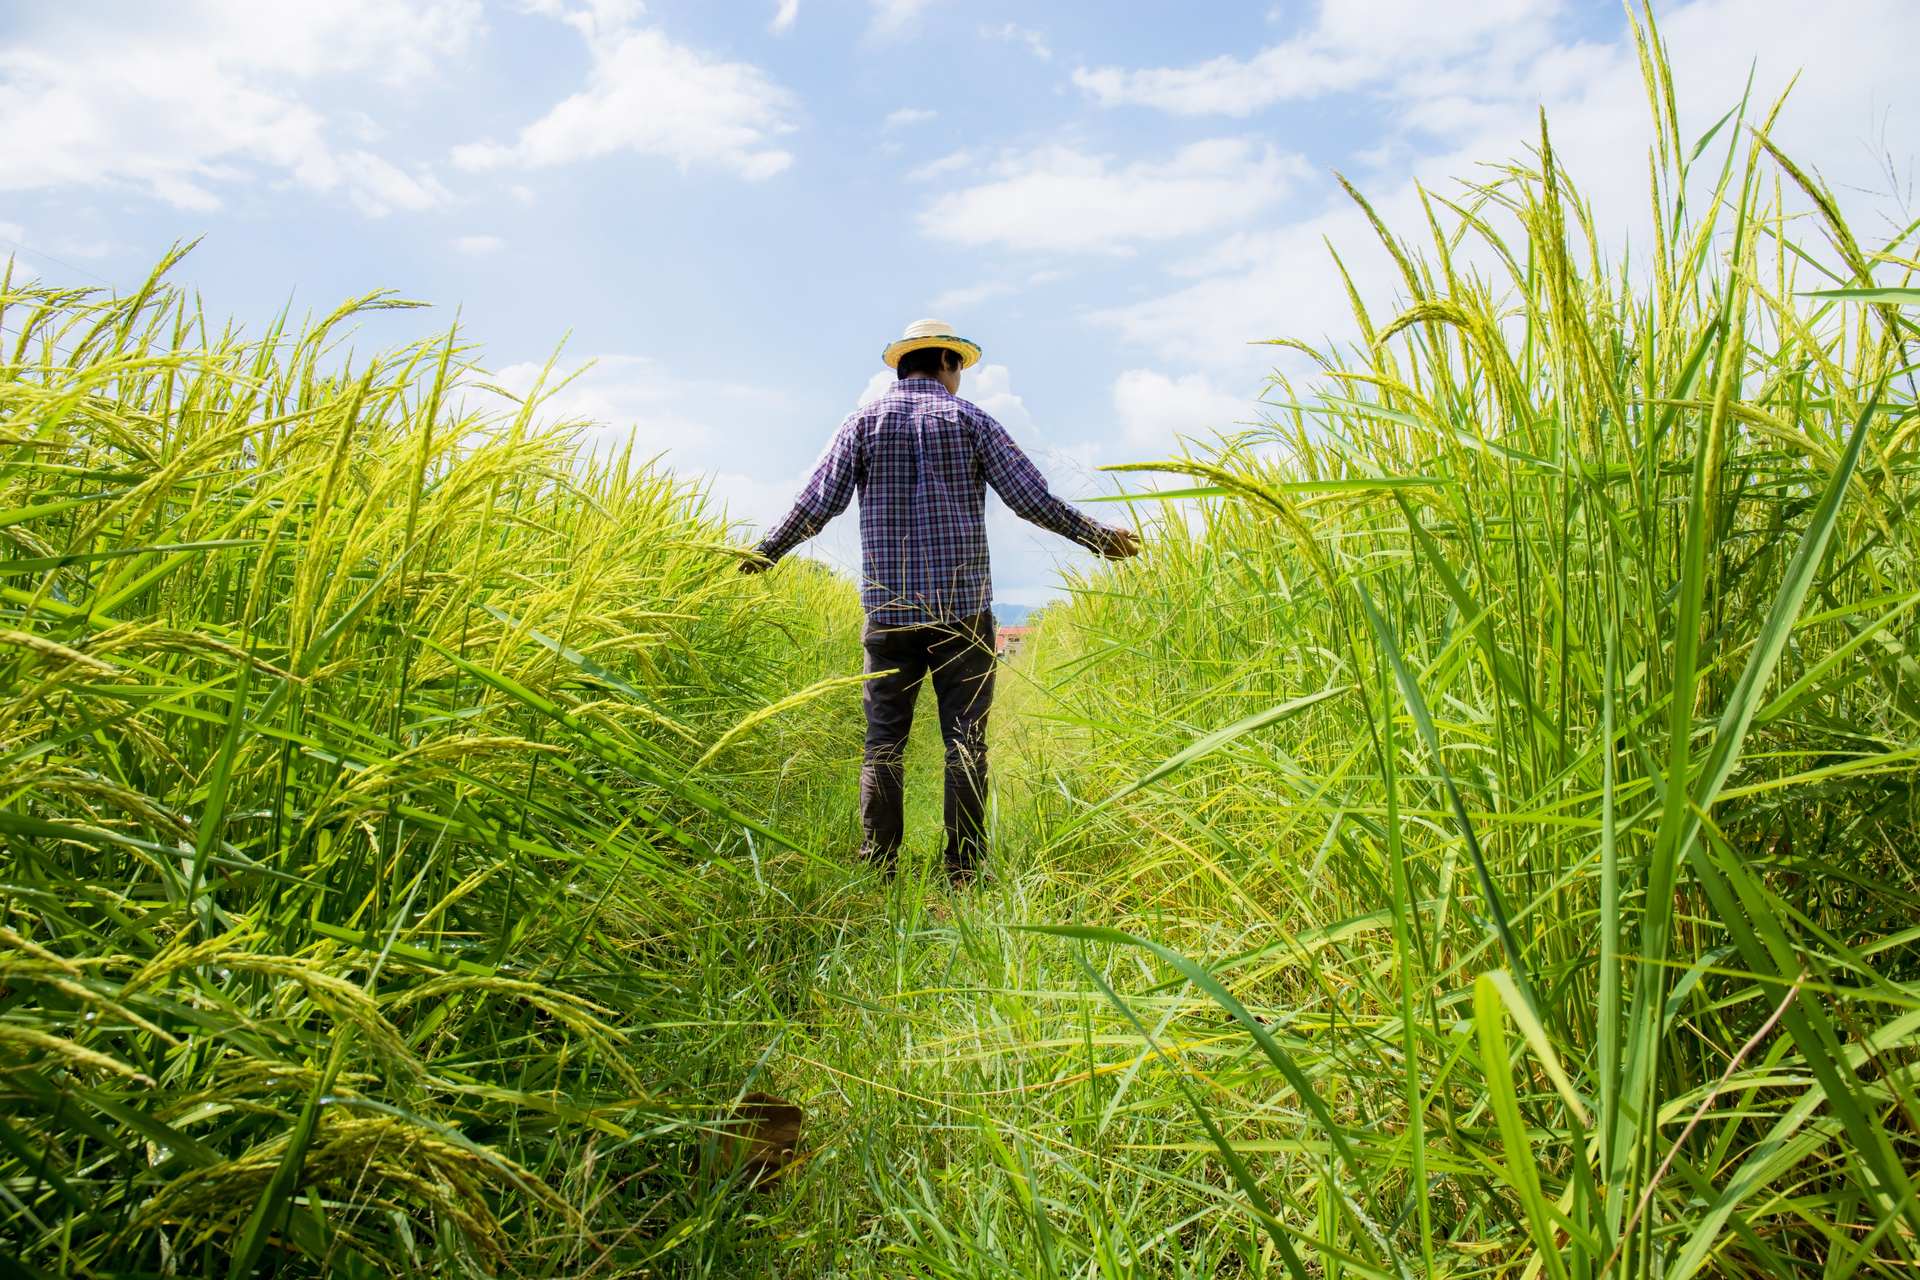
[3,0,1916,603]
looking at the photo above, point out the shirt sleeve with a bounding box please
[755,415,863,562]
[972,409,1119,553]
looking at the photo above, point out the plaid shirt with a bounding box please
[756,378,1118,625]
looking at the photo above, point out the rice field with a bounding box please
[4,26,1919,1279]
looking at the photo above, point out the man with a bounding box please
[743,319,1140,886]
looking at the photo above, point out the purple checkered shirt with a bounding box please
[755,378,1119,626]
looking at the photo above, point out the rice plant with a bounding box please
[985,19,1920,1279]
[6,12,1919,1278]
[0,250,866,1276]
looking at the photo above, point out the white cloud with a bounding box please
[487,353,792,464]
[1081,0,1920,370]
[453,6,797,180]
[1073,0,1554,117]
[908,150,973,182]
[920,139,1308,254]
[869,0,935,41]
[961,364,1033,434]
[1094,210,1386,367]
[0,0,473,213]
[988,23,1050,62]
[1112,370,1255,455]
[883,107,936,131]
[452,234,505,254]
[931,281,1015,311]
[0,222,127,274]
[769,0,801,35]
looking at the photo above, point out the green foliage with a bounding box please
[0,249,865,1276]
[8,15,1920,1278]
[988,21,1920,1278]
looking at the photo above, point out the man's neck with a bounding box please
[900,373,960,395]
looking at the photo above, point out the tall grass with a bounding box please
[991,25,1920,1279]
[6,17,1920,1278]
[0,251,866,1276]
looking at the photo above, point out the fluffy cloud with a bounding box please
[883,107,936,131]
[452,235,505,255]
[1079,0,1920,370]
[962,365,1039,441]
[1073,0,1555,117]
[988,23,1051,62]
[0,1,473,213]
[486,352,793,466]
[1112,370,1256,455]
[869,0,936,41]
[908,151,974,182]
[1094,212,1390,368]
[929,281,1015,312]
[453,5,797,180]
[920,140,1308,254]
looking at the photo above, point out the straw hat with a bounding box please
[882,318,982,370]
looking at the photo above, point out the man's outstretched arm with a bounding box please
[975,413,1139,559]
[741,421,862,573]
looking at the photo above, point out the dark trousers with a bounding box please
[859,611,996,875]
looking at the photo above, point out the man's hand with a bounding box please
[737,551,772,575]
[1100,527,1142,559]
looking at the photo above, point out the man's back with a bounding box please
[758,377,1113,625]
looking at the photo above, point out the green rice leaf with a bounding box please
[1800,288,1920,303]
[1474,973,1572,1280]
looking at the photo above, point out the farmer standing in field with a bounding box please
[743,319,1140,887]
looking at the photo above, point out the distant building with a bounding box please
[996,625,1032,662]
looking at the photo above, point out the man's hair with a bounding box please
[896,345,963,379]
